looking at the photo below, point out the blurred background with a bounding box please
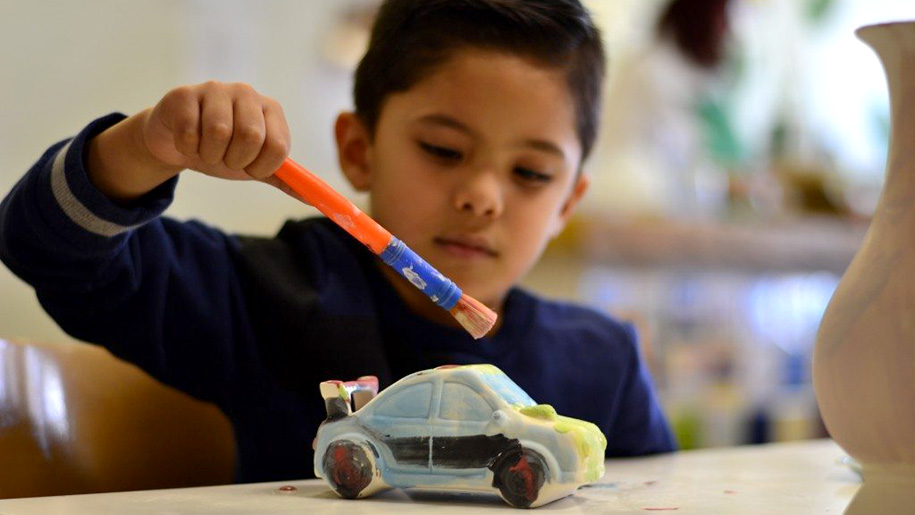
[1,0,914,451]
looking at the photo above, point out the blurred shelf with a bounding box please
[561,216,869,274]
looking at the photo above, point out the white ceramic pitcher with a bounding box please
[812,20,915,514]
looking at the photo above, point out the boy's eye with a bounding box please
[419,142,463,161]
[513,167,552,184]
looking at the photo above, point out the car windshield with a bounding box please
[479,372,536,407]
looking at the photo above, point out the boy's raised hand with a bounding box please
[144,81,290,182]
[87,81,294,204]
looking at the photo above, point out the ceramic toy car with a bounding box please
[312,364,606,508]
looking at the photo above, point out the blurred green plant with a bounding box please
[698,97,746,169]
[805,0,836,25]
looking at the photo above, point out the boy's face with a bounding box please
[338,48,589,312]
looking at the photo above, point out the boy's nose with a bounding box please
[453,171,504,219]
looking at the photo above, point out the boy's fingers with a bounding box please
[244,99,290,180]
[198,89,234,166]
[223,96,266,172]
[162,86,201,159]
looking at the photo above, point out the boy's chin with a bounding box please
[430,264,509,308]
[454,284,505,310]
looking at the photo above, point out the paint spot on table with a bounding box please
[643,480,659,486]
[579,482,621,490]
[277,485,298,493]
[724,489,737,494]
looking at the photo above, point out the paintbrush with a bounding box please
[273,157,497,339]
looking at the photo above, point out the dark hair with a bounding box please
[657,0,731,69]
[354,0,606,161]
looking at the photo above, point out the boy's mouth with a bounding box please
[433,236,498,259]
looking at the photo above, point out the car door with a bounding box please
[430,380,509,476]
[366,380,434,473]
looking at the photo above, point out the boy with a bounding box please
[0,0,675,483]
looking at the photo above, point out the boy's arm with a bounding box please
[606,325,678,456]
[0,82,294,405]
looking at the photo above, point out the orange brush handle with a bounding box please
[274,158,392,254]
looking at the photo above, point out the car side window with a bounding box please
[439,382,492,421]
[373,382,433,419]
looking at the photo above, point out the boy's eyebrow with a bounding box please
[418,114,472,133]
[521,139,566,159]
[417,114,567,159]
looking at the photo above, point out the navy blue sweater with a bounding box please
[0,114,676,483]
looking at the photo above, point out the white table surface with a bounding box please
[0,439,860,514]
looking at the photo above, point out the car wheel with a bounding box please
[494,448,547,508]
[322,439,379,499]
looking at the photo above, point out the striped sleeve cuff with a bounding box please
[41,113,178,240]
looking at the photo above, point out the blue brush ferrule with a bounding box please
[379,238,461,310]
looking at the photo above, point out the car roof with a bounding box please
[374,364,536,408]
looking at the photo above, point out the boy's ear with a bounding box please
[549,171,590,239]
[335,112,373,191]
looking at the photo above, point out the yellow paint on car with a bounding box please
[462,364,503,375]
[520,404,558,421]
[554,415,607,482]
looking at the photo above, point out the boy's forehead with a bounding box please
[381,49,579,146]
[427,48,568,89]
